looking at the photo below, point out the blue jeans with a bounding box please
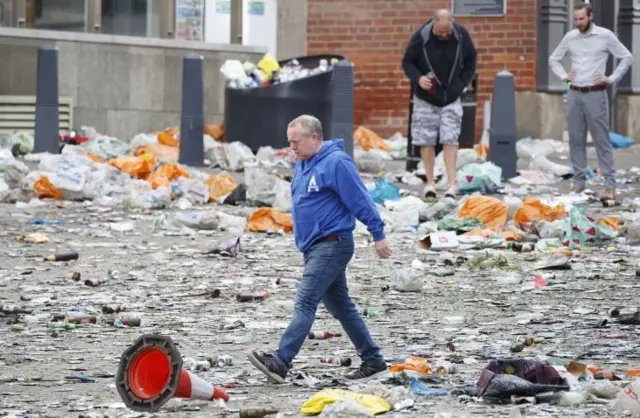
[274,237,384,371]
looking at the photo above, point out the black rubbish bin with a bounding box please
[405,73,478,172]
[224,54,345,153]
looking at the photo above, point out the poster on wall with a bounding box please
[248,1,265,15]
[451,0,506,16]
[216,0,230,14]
[176,0,205,41]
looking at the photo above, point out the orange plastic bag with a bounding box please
[475,144,489,159]
[596,216,623,230]
[513,196,566,228]
[204,171,237,201]
[353,126,391,152]
[204,123,224,142]
[134,144,179,161]
[108,154,157,179]
[247,208,293,233]
[34,176,63,200]
[86,152,104,163]
[147,163,190,190]
[157,127,179,147]
[458,195,508,229]
[464,228,521,241]
[388,356,432,374]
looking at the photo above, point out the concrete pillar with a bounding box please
[230,0,242,44]
[34,45,60,154]
[537,0,570,92]
[178,54,205,167]
[617,0,640,93]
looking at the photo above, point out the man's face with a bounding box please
[288,125,320,160]
[433,20,452,39]
[573,8,591,32]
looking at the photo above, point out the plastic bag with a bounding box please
[218,212,247,234]
[83,135,132,160]
[609,131,634,149]
[391,268,423,292]
[319,400,373,417]
[457,162,502,193]
[0,131,34,155]
[109,154,157,179]
[272,179,292,212]
[247,207,293,233]
[174,178,209,204]
[147,163,190,190]
[124,180,171,209]
[563,207,617,248]
[458,195,508,229]
[354,126,391,152]
[354,149,385,173]
[134,144,179,161]
[369,179,400,204]
[204,123,224,142]
[205,171,238,201]
[225,142,255,171]
[34,176,63,200]
[220,59,252,88]
[513,196,566,229]
[157,127,179,147]
[257,54,281,79]
[529,155,571,177]
[301,389,391,416]
[435,148,480,184]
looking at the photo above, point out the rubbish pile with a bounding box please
[0,123,639,417]
[220,53,338,89]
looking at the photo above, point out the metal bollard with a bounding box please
[34,45,60,154]
[178,54,205,166]
[487,70,518,180]
[329,59,355,157]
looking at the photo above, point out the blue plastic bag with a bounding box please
[409,377,449,396]
[369,178,400,204]
[610,131,634,149]
[457,162,502,194]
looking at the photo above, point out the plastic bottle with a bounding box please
[236,292,269,302]
[362,308,377,318]
[44,252,79,262]
[239,409,278,418]
[84,279,104,287]
[308,331,342,340]
[321,356,352,367]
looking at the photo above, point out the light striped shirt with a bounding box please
[549,24,633,87]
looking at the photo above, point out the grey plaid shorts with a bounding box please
[411,95,463,147]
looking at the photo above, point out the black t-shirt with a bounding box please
[426,35,458,88]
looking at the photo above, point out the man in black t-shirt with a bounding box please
[402,9,477,199]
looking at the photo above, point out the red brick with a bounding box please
[307,0,537,141]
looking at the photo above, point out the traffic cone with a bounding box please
[116,334,229,412]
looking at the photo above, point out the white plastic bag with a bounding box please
[272,179,292,212]
[391,268,423,292]
[354,149,384,173]
[225,142,255,171]
[457,162,502,193]
[178,178,210,204]
[124,180,171,209]
[218,212,247,234]
[529,155,571,177]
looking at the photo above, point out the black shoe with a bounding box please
[344,361,388,381]
[247,351,287,384]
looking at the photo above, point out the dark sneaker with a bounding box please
[344,361,388,382]
[247,351,287,384]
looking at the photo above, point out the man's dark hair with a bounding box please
[573,2,593,15]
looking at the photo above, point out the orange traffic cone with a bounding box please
[116,334,229,412]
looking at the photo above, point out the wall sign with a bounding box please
[451,0,506,16]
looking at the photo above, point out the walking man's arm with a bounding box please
[331,158,391,259]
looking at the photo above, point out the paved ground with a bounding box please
[0,143,639,418]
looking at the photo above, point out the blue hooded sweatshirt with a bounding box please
[291,139,386,253]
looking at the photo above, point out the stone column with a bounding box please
[537,0,570,92]
[617,0,640,93]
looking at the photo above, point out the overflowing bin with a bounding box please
[224,54,345,153]
[405,73,478,171]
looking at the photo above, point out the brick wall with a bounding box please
[307,0,537,142]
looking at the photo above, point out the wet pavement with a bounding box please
[1,141,639,418]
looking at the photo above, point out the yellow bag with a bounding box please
[300,389,391,415]
[257,54,281,78]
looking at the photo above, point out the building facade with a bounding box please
[306,0,640,141]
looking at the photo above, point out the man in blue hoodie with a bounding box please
[402,9,477,200]
[247,114,391,383]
